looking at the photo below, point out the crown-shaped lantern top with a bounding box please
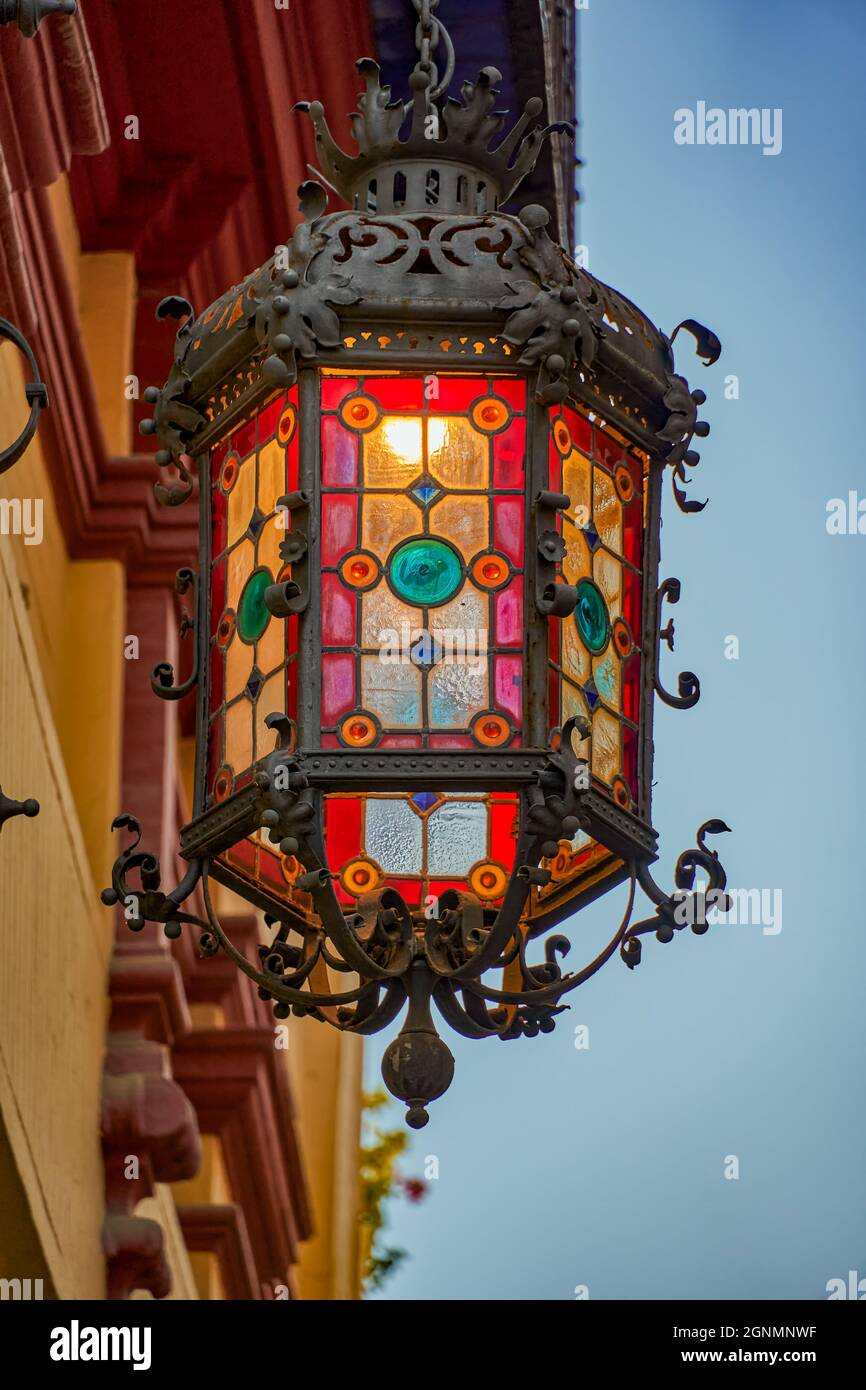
[296,0,573,217]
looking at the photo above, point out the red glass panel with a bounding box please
[364,376,426,410]
[325,797,362,869]
[232,416,256,459]
[564,405,592,456]
[321,376,357,409]
[210,562,226,635]
[493,418,526,488]
[209,649,224,716]
[432,377,485,410]
[379,735,424,749]
[385,877,426,905]
[320,494,358,565]
[427,734,474,750]
[493,379,526,410]
[321,572,356,646]
[624,568,642,640]
[623,499,642,566]
[287,428,299,492]
[549,436,560,488]
[493,496,524,564]
[548,614,560,665]
[593,425,623,472]
[321,653,355,723]
[225,836,255,869]
[321,418,357,486]
[257,393,284,446]
[623,653,640,722]
[623,725,638,796]
[548,668,560,729]
[258,848,286,888]
[490,798,518,863]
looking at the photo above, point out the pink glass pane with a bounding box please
[493,496,524,564]
[494,655,523,723]
[321,494,358,565]
[494,581,523,647]
[493,419,526,488]
[321,572,356,646]
[322,417,358,486]
[321,653,356,723]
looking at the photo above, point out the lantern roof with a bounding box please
[142,1,719,512]
[296,58,569,217]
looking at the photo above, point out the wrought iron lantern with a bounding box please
[104,0,730,1127]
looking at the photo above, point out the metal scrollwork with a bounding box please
[0,318,49,476]
[659,318,721,513]
[620,821,732,968]
[150,568,199,700]
[500,205,601,404]
[654,578,701,710]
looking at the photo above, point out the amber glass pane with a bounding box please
[207,388,299,809]
[538,401,647,919]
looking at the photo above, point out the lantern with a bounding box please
[105,0,731,1127]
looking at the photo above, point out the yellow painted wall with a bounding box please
[0,538,112,1298]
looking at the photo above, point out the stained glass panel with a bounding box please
[207,387,299,810]
[320,372,527,898]
[536,400,647,917]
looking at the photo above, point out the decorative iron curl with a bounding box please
[101,814,209,944]
[150,568,199,700]
[654,578,701,710]
[659,318,721,513]
[620,820,732,969]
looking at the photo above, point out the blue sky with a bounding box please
[367,0,866,1300]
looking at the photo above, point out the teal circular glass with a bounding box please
[574,577,610,654]
[237,567,273,643]
[388,537,463,607]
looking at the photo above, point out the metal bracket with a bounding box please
[0,786,39,831]
[533,488,577,618]
[265,491,311,616]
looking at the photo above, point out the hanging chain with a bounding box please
[414,0,439,84]
[410,0,454,102]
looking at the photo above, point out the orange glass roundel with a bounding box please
[553,418,573,456]
[220,453,239,492]
[471,551,511,589]
[341,858,381,896]
[213,766,233,802]
[469,861,508,900]
[614,463,635,502]
[278,404,297,445]
[612,776,631,809]
[471,396,510,433]
[340,394,380,432]
[612,617,633,658]
[340,552,380,590]
[472,712,511,747]
[340,713,378,748]
[216,610,236,648]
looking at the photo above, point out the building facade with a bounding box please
[0,0,574,1300]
